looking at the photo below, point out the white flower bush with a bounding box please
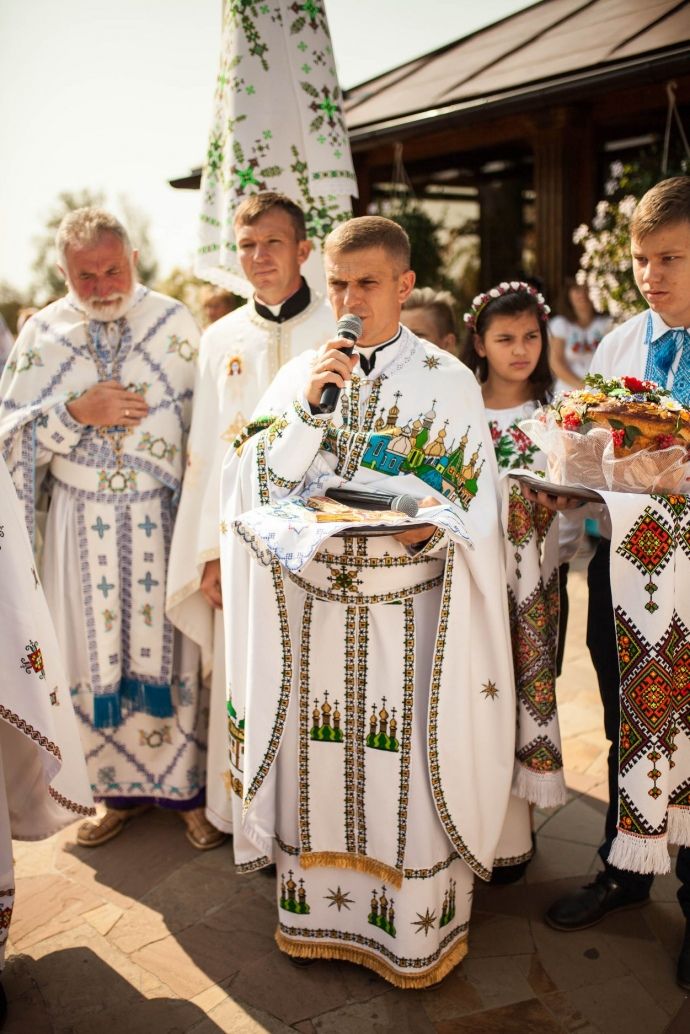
[573,163,645,321]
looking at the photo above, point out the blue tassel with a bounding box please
[93,693,122,729]
[120,677,174,718]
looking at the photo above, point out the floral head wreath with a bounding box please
[463,281,551,332]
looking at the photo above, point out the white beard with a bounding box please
[69,282,137,323]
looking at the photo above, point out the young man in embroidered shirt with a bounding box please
[167,192,335,835]
[541,176,690,989]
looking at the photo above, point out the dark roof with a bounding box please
[344,0,690,139]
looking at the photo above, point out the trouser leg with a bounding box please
[556,562,569,678]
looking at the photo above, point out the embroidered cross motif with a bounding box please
[327,564,361,594]
[138,515,157,538]
[138,571,159,593]
[91,516,111,539]
[97,576,115,599]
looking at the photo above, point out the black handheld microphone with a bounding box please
[318,313,363,413]
[325,487,420,518]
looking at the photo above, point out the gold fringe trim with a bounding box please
[299,851,403,889]
[275,928,468,989]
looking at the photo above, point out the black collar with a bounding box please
[253,278,311,323]
[357,327,403,375]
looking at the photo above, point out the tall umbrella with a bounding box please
[197,0,358,295]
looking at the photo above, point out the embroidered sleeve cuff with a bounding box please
[35,403,84,454]
[262,397,330,489]
[409,527,447,557]
[294,397,332,427]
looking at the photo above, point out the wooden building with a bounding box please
[344,0,690,298]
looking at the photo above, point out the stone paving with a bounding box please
[4,568,690,1033]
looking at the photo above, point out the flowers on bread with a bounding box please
[550,374,690,456]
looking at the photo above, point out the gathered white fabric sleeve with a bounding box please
[262,396,331,495]
[244,350,331,499]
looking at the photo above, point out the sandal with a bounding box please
[77,803,151,847]
[180,807,227,851]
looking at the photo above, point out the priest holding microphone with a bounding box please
[218,216,519,987]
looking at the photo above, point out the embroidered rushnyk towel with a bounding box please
[602,490,690,873]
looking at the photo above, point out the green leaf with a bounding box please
[624,425,642,447]
[607,418,625,429]
[291,16,306,33]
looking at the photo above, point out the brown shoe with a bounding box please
[180,807,227,851]
[77,804,152,847]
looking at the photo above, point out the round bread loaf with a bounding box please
[585,398,690,455]
[551,374,690,457]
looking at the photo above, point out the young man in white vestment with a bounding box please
[0,207,221,850]
[219,217,519,987]
[167,192,335,833]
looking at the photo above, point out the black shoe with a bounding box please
[677,923,690,992]
[0,979,7,1030]
[545,870,649,931]
[490,860,530,885]
[490,832,536,885]
[288,955,315,968]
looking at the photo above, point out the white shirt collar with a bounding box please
[649,309,689,341]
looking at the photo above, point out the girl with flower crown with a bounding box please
[460,281,553,471]
[461,281,580,882]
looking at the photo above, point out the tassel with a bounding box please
[512,762,567,808]
[299,850,404,889]
[120,677,174,718]
[93,693,122,729]
[607,830,671,874]
[275,928,468,989]
[668,806,690,847]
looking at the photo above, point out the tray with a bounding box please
[336,523,435,537]
[512,472,604,503]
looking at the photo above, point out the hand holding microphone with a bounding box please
[306,314,363,414]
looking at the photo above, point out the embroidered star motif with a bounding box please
[324,886,354,912]
[412,907,437,936]
[481,680,499,699]
[423,355,441,369]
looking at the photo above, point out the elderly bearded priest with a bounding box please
[0,207,221,850]
[167,192,334,834]
[219,217,518,987]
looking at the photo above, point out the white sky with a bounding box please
[0,0,538,296]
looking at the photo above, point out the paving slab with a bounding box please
[4,569,689,1033]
